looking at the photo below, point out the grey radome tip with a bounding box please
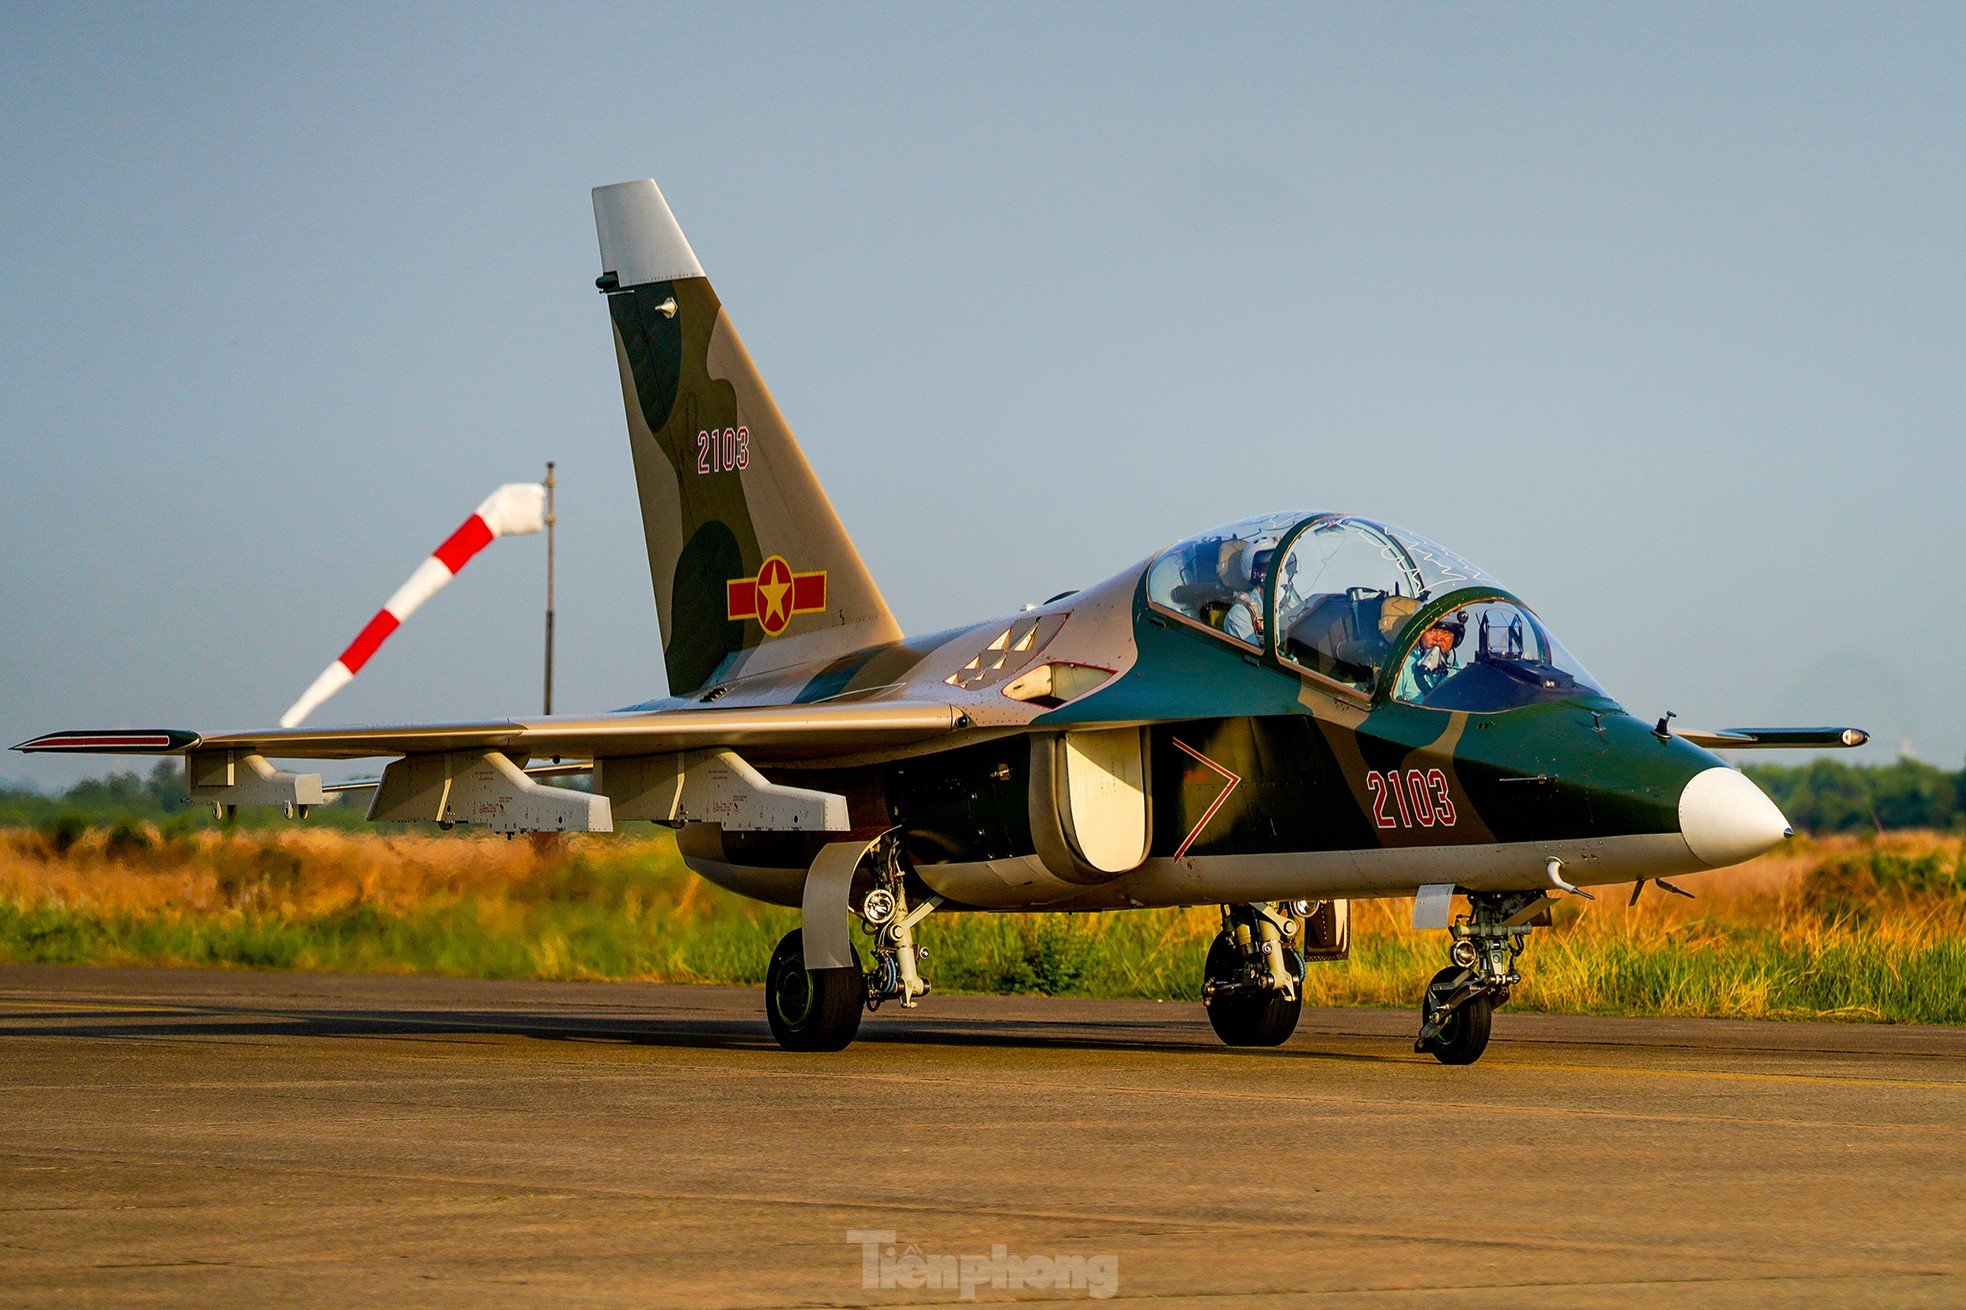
[592,179,705,288]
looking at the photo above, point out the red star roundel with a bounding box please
[727,555,828,636]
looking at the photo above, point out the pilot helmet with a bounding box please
[1246,537,1282,586]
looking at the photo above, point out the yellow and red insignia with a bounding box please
[727,555,827,636]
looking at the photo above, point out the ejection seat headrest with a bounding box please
[1379,594,1422,640]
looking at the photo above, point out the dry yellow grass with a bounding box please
[1,824,1960,1023]
[5,824,1953,928]
[0,825,579,916]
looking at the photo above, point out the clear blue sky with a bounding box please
[3,3,1961,787]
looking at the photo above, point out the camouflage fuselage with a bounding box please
[649,556,1727,911]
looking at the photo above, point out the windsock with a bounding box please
[280,483,548,728]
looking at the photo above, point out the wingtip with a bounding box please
[1698,726,1874,751]
[12,729,201,755]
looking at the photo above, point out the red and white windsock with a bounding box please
[280,483,548,728]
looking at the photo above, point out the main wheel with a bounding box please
[1202,932,1302,1047]
[1418,965,1493,1065]
[765,928,864,1052]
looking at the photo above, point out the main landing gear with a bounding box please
[1202,903,1305,1047]
[766,834,942,1052]
[765,928,864,1052]
[1413,890,1548,1065]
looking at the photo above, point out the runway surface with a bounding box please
[1,963,1962,1308]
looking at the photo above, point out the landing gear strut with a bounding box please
[1414,890,1548,1065]
[859,838,941,1013]
[1203,903,1304,1047]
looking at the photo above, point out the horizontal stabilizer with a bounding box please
[1677,726,1870,750]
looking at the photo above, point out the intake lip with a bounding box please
[1678,766,1792,867]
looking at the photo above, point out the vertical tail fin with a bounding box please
[593,180,900,695]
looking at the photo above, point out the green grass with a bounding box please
[5,896,1961,1025]
[3,825,1963,1025]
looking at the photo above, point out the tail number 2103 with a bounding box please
[696,426,751,474]
[1366,768,1458,829]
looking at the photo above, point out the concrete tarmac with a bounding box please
[1,962,1962,1308]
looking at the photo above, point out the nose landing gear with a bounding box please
[1414,890,1550,1065]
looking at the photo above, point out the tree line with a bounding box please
[0,762,369,832]
[1741,758,1963,834]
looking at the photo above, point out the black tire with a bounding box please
[1202,932,1302,1047]
[765,929,864,1052]
[1419,965,1493,1065]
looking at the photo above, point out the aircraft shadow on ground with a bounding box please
[0,1002,1405,1064]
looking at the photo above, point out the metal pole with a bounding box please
[543,461,556,717]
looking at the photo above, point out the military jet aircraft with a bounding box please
[18,177,1868,1063]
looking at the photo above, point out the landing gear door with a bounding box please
[1030,728,1153,882]
[1300,899,1351,961]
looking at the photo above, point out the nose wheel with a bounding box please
[1413,890,1547,1065]
[1416,966,1493,1064]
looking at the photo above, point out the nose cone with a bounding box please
[1679,767,1792,867]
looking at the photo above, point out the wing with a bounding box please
[17,701,975,833]
[14,701,969,763]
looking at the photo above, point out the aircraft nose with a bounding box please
[1678,766,1792,868]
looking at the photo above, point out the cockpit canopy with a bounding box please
[1145,512,1605,710]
